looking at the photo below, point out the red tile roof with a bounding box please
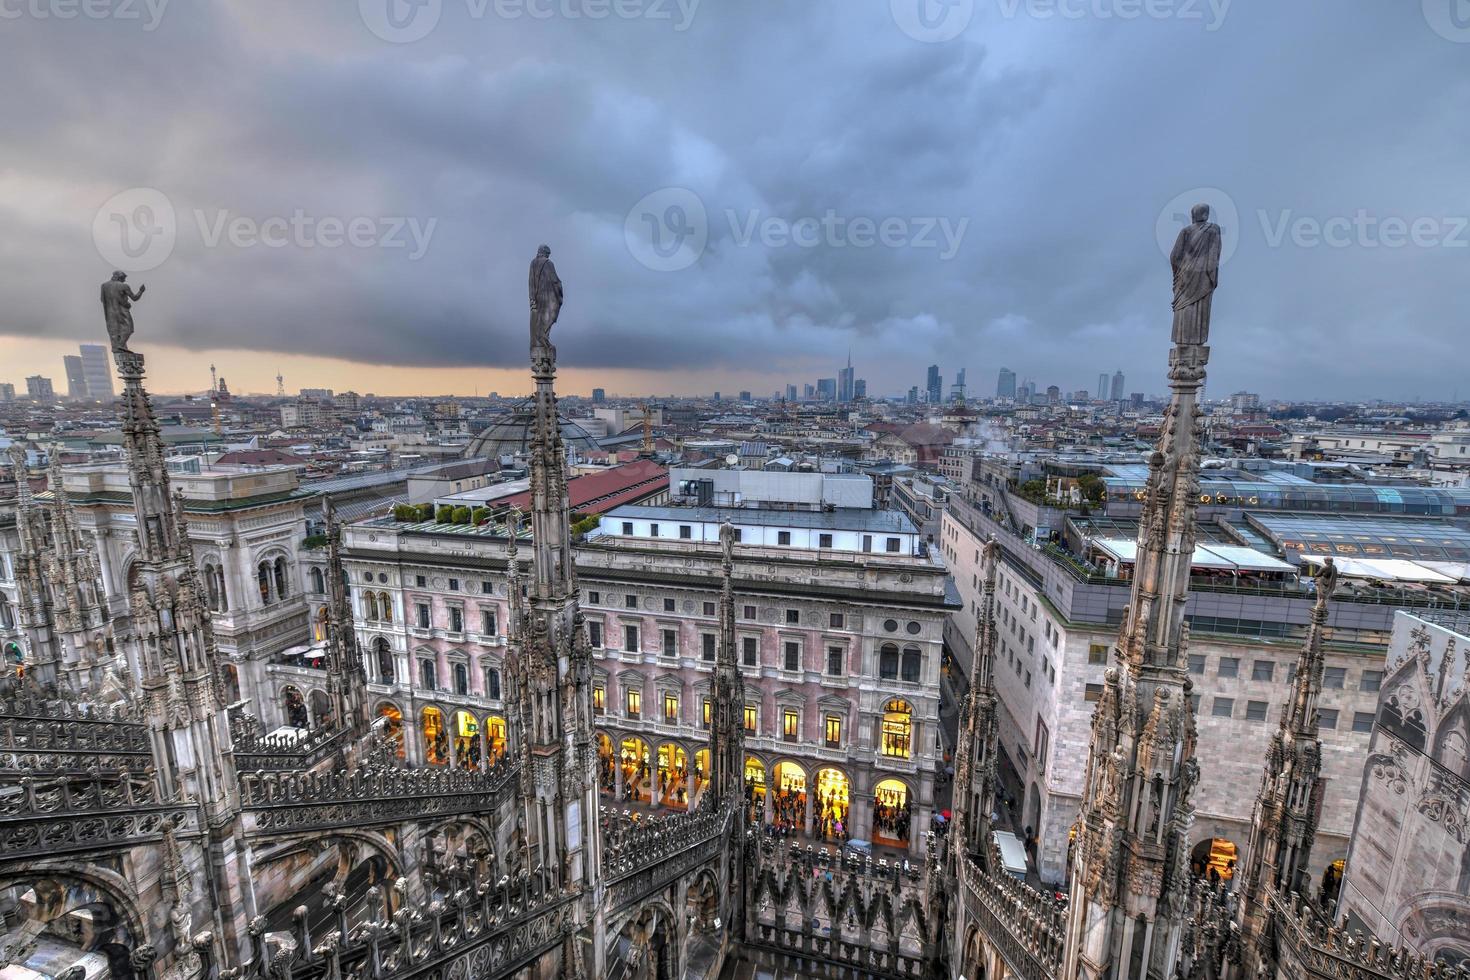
[495,459,668,516]
[215,449,310,467]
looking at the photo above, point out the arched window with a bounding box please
[419,658,436,690]
[366,592,380,621]
[258,562,273,605]
[901,646,922,683]
[378,592,393,624]
[880,698,912,759]
[879,643,899,681]
[486,666,502,700]
[281,686,308,728]
[453,662,469,696]
[213,565,228,611]
[310,567,325,594]
[314,607,329,643]
[0,597,12,629]
[273,557,289,599]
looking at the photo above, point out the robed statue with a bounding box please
[528,244,562,358]
[101,271,146,352]
[1169,203,1222,346]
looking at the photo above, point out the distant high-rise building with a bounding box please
[838,352,856,404]
[63,355,88,400]
[79,344,114,400]
[0,383,14,403]
[816,378,836,401]
[1130,392,1144,407]
[997,367,1016,399]
[1098,373,1110,401]
[26,376,55,403]
[713,391,721,402]
[591,388,606,404]
[1046,385,1061,404]
[738,390,752,402]
[853,379,867,400]
[1110,370,1125,401]
[907,386,919,405]
[300,387,334,400]
[926,365,941,404]
[785,384,797,401]
[803,384,815,399]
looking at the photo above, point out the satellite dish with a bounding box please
[726,454,739,466]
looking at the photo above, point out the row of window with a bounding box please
[586,590,850,631]
[616,521,904,553]
[1080,682,1377,733]
[1187,654,1383,692]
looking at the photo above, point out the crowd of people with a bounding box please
[872,789,912,844]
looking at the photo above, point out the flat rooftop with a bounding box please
[603,503,917,535]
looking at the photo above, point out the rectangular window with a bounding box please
[592,685,605,714]
[1084,683,1103,702]
[449,607,463,633]
[778,531,792,545]
[1360,670,1383,693]
[784,641,800,672]
[743,605,756,619]
[625,594,638,609]
[624,624,639,651]
[743,704,757,732]
[419,660,436,690]
[1089,644,1109,666]
[625,688,641,718]
[702,633,716,661]
[703,601,716,616]
[1319,708,1339,730]
[650,523,660,537]
[416,603,430,629]
[1217,657,1239,678]
[827,646,843,676]
[886,537,901,552]
[784,609,799,625]
[588,621,603,648]
[825,714,842,748]
[829,612,844,628]
[662,629,677,658]
[589,590,601,605]
[782,708,798,741]
[862,534,872,552]
[481,609,497,635]
[1324,667,1346,689]
[415,575,426,587]
[448,577,459,592]
[742,636,758,667]
[702,698,711,728]
[1352,711,1374,733]
[1252,660,1275,682]
[819,533,833,548]
[664,597,676,613]
[679,525,692,539]
[1212,697,1234,718]
[481,580,493,594]
[1246,700,1268,722]
[621,521,633,534]
[663,693,678,724]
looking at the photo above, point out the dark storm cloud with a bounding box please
[0,0,1464,398]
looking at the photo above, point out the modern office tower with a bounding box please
[786,384,797,401]
[925,365,942,404]
[63,355,88,400]
[997,367,1016,399]
[25,376,55,403]
[816,378,836,400]
[803,384,815,399]
[1111,369,1125,401]
[79,343,114,400]
[1098,372,1110,400]
[592,388,606,404]
[738,390,752,402]
[853,379,866,400]
[0,383,14,403]
[907,386,919,404]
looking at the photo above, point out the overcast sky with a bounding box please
[0,0,1466,399]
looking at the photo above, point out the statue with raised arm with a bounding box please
[101,271,146,353]
[1169,203,1222,346]
[528,244,563,359]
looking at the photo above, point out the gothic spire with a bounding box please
[1063,204,1223,980]
[323,499,369,738]
[1238,560,1336,960]
[707,521,745,806]
[951,537,1001,867]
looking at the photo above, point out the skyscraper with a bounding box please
[816,378,836,400]
[996,368,1016,399]
[25,376,55,403]
[951,368,966,402]
[1098,372,1110,401]
[0,383,14,403]
[838,352,855,404]
[907,386,919,405]
[63,355,88,400]
[926,365,941,404]
[79,344,114,401]
[853,379,866,400]
[785,384,797,401]
[591,388,605,404]
[1110,370,1125,401]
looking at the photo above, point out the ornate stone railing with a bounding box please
[1271,894,1470,980]
[239,762,517,836]
[223,872,574,980]
[0,768,197,860]
[0,690,139,723]
[233,723,352,773]
[0,714,153,774]
[601,800,736,912]
[744,834,928,978]
[958,852,1065,980]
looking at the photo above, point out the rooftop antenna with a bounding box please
[210,363,218,396]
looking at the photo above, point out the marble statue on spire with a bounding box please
[101,271,146,353]
[528,244,563,359]
[1169,203,1222,346]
